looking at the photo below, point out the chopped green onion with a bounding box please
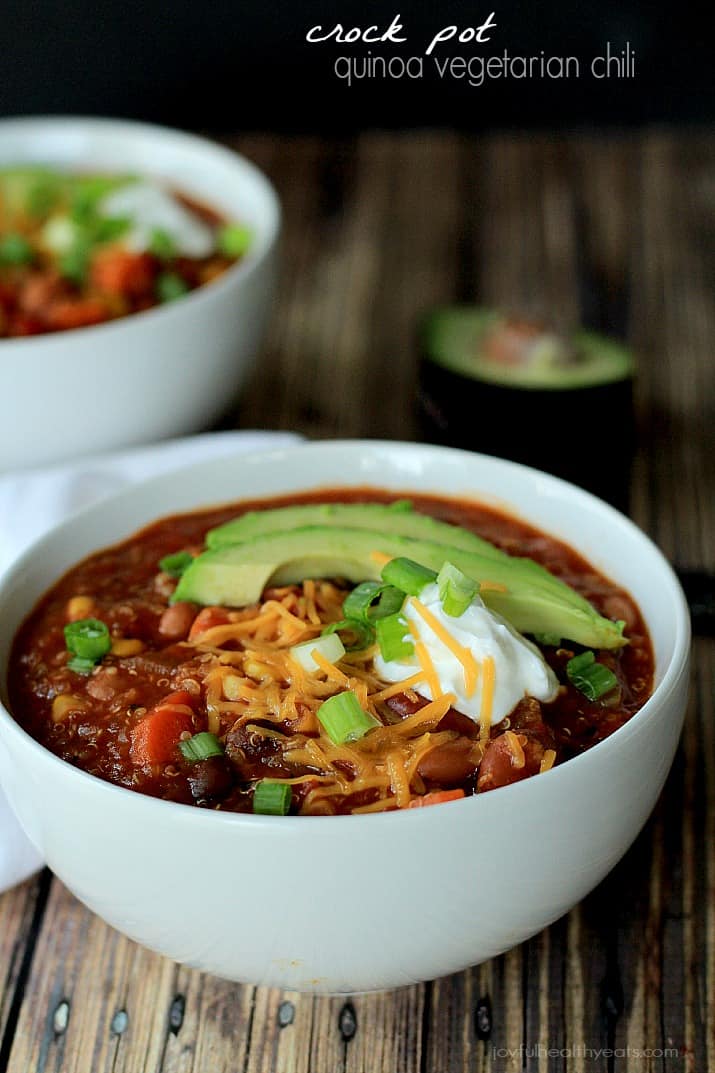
[533,631,562,647]
[149,227,177,259]
[437,561,477,618]
[179,732,224,762]
[253,780,292,816]
[67,656,97,676]
[342,581,404,624]
[0,233,34,266]
[381,557,437,597]
[26,175,62,218]
[159,550,194,578]
[70,175,132,223]
[317,691,380,745]
[566,651,619,701]
[64,618,111,662]
[218,222,252,259]
[566,651,595,675]
[156,271,189,303]
[58,240,90,283]
[93,215,130,243]
[376,613,414,662]
[290,633,345,672]
[321,618,375,652]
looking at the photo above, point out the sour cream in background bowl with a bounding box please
[0,442,691,992]
[0,116,281,471]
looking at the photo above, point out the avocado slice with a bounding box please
[208,500,510,564]
[174,525,625,649]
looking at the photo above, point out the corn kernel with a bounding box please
[52,694,83,723]
[66,595,95,622]
[110,638,145,657]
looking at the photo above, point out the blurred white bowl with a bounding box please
[0,442,691,992]
[0,116,280,471]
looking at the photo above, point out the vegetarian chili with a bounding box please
[7,489,654,815]
[0,168,251,337]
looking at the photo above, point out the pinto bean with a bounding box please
[436,708,479,739]
[417,738,479,785]
[602,594,639,633]
[85,666,135,702]
[385,691,425,718]
[477,732,546,793]
[508,698,556,749]
[386,692,478,738]
[158,602,197,642]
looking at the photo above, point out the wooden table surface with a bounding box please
[1,129,713,1072]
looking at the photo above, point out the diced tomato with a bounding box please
[9,312,44,336]
[188,607,231,641]
[129,690,195,766]
[407,789,465,808]
[45,298,109,331]
[90,249,156,299]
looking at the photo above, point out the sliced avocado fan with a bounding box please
[206,501,574,595]
[174,525,625,650]
[207,501,509,559]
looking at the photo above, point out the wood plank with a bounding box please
[0,872,50,1053]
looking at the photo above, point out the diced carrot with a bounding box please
[407,789,465,809]
[90,248,156,298]
[188,606,231,641]
[129,690,195,766]
[18,270,67,316]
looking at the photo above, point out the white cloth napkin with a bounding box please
[0,430,302,893]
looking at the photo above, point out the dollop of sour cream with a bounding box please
[374,583,558,725]
[100,181,216,258]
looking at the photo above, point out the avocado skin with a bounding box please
[174,525,625,650]
[207,501,507,562]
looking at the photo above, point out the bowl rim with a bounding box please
[0,114,282,349]
[0,439,692,829]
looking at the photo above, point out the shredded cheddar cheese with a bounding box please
[504,730,526,769]
[311,650,350,685]
[410,598,480,696]
[369,672,424,703]
[478,580,508,593]
[407,621,442,699]
[479,655,496,742]
[370,550,392,568]
[540,749,556,773]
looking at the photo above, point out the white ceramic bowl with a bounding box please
[0,116,280,471]
[0,442,690,992]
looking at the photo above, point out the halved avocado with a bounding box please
[423,307,634,390]
[174,525,625,649]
